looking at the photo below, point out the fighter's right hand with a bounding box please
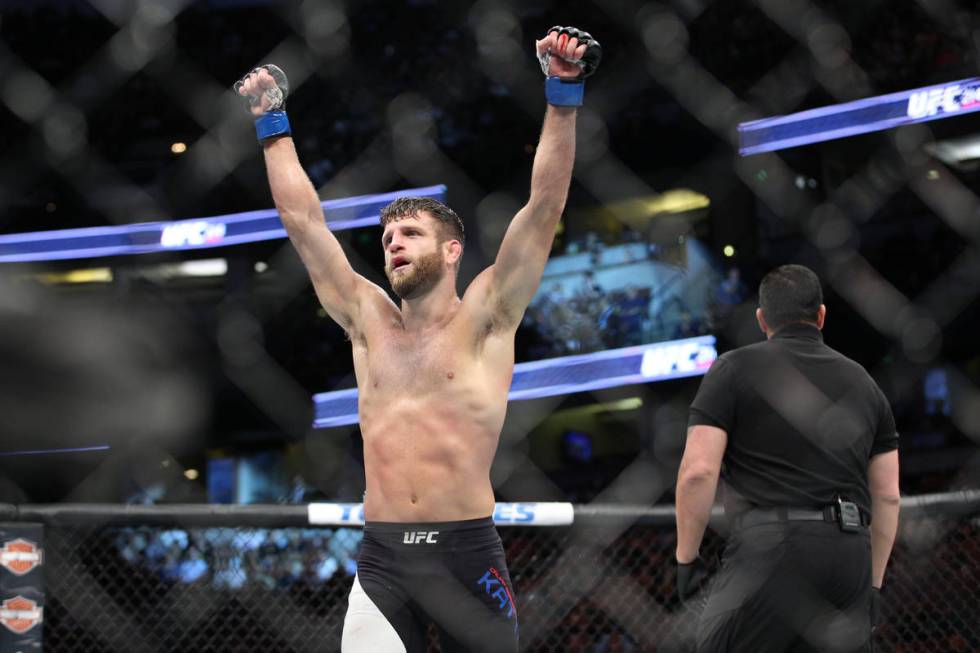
[234,65,289,117]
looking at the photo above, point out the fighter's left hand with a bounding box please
[535,26,602,79]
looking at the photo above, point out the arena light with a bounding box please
[644,189,710,215]
[313,336,717,428]
[128,258,228,280]
[174,259,227,277]
[592,190,711,228]
[924,132,980,171]
[589,397,643,413]
[35,267,113,284]
[558,397,644,418]
[739,77,980,155]
[0,185,446,263]
[170,142,187,154]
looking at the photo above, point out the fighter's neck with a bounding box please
[398,284,461,331]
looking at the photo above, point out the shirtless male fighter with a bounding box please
[235,26,601,652]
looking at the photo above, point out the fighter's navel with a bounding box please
[410,494,418,504]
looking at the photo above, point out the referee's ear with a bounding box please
[755,307,772,339]
[816,304,827,330]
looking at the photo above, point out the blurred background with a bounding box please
[2,0,976,506]
[0,0,978,650]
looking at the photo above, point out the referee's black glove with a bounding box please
[870,586,882,633]
[676,555,708,603]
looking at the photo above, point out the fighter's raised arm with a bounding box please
[236,66,373,334]
[480,27,601,326]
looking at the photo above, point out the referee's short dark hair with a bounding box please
[759,264,823,331]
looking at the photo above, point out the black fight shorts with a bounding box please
[342,517,519,653]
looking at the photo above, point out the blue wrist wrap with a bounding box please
[255,111,291,142]
[545,77,585,106]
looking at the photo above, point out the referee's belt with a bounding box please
[733,505,871,530]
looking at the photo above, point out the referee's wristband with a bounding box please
[545,76,585,107]
[255,110,291,142]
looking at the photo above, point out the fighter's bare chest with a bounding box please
[356,323,479,392]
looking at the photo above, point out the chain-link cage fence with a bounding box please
[18,499,977,652]
[2,0,980,651]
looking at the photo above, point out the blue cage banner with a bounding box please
[739,78,980,155]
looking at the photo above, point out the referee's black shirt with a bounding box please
[688,323,898,516]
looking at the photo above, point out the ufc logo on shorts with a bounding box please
[403,531,439,544]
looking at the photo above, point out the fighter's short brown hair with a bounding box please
[380,197,465,246]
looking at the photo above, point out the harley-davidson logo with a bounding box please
[0,539,42,576]
[0,596,43,634]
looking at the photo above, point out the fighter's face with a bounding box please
[382,214,446,300]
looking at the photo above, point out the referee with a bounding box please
[674,264,900,652]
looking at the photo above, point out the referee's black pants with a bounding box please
[696,520,872,653]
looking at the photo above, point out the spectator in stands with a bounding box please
[708,266,748,333]
[519,304,558,359]
[545,282,566,307]
[599,291,626,347]
[178,546,208,583]
[672,309,704,340]
[585,230,604,266]
[715,266,748,309]
[580,271,604,300]
[617,285,651,346]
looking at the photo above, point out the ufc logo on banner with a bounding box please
[402,531,439,544]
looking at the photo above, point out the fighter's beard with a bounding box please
[388,250,444,299]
